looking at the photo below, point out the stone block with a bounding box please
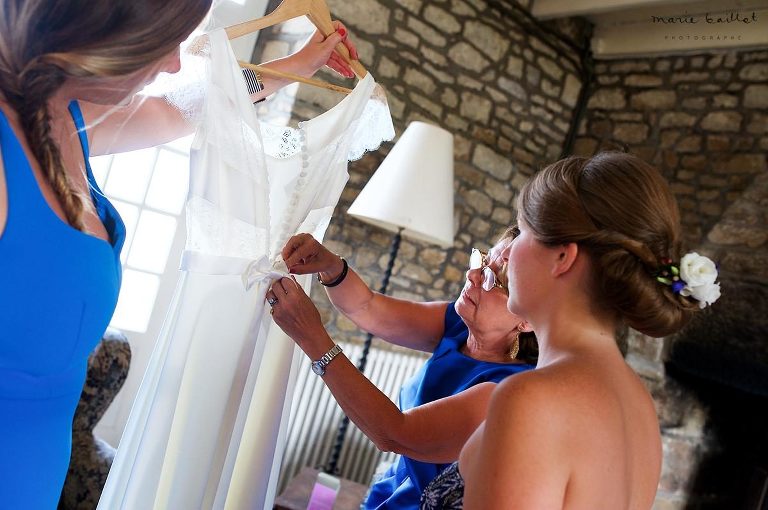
[537,56,564,81]
[658,435,704,494]
[404,68,437,95]
[506,55,524,78]
[468,217,491,237]
[421,46,448,66]
[660,130,681,148]
[541,78,561,98]
[625,74,663,87]
[614,122,649,144]
[377,56,400,79]
[700,111,742,132]
[610,61,651,73]
[744,84,768,108]
[676,135,701,153]
[472,144,513,180]
[562,73,581,108]
[393,27,420,48]
[423,63,455,84]
[670,71,710,84]
[459,92,492,123]
[462,189,493,216]
[713,154,766,174]
[706,135,730,151]
[441,88,459,108]
[525,66,541,87]
[659,112,697,128]
[450,0,476,16]
[445,114,469,131]
[448,42,490,72]
[712,94,738,108]
[588,88,626,110]
[464,20,510,61]
[497,77,527,101]
[707,224,767,248]
[423,5,461,34]
[409,92,443,118]
[331,0,389,34]
[681,97,706,109]
[630,90,677,110]
[747,113,768,134]
[571,137,597,156]
[407,17,446,47]
[739,63,768,81]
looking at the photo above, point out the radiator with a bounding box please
[277,341,429,495]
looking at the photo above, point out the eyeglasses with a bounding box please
[469,248,508,293]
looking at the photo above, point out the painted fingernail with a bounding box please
[338,27,346,37]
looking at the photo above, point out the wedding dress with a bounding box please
[98,28,394,510]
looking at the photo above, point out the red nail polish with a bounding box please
[338,27,346,37]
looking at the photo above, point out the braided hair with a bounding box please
[518,152,699,337]
[0,0,211,231]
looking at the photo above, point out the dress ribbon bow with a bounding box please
[240,255,290,291]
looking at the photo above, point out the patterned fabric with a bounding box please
[59,331,131,510]
[419,462,464,510]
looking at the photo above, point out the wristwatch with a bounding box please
[311,344,343,376]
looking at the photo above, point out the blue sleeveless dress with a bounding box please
[0,101,125,509]
[363,303,535,509]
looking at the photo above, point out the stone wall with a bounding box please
[572,52,768,249]
[572,51,768,510]
[252,1,768,507]
[253,0,586,343]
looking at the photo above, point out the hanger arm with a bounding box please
[225,0,312,39]
[239,61,352,95]
[306,0,367,78]
[225,0,367,79]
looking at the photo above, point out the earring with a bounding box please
[508,330,520,360]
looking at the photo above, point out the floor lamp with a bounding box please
[324,121,455,475]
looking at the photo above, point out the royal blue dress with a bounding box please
[0,101,124,509]
[363,303,535,509]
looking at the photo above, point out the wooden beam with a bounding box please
[532,0,686,19]
[591,7,768,57]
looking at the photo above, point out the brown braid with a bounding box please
[0,0,213,232]
[4,60,89,231]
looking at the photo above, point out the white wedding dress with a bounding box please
[98,28,394,510]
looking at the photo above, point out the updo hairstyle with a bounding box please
[517,152,699,337]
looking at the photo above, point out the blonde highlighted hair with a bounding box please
[0,0,211,230]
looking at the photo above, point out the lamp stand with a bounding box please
[323,227,404,475]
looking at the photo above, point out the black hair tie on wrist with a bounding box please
[317,257,349,287]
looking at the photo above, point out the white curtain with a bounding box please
[98,29,394,510]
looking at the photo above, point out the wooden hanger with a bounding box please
[225,0,367,95]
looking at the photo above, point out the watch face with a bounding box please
[311,361,324,376]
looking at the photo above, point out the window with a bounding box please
[91,135,192,333]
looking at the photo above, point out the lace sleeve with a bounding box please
[347,83,396,161]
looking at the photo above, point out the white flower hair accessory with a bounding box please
[654,252,721,309]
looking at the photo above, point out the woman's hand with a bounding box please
[289,20,359,79]
[281,233,345,279]
[267,277,330,356]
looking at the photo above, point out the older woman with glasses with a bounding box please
[267,228,536,509]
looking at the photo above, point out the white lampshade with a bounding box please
[347,121,454,248]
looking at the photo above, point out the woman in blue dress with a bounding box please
[268,229,537,509]
[0,1,359,507]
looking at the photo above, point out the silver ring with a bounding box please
[267,296,278,307]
